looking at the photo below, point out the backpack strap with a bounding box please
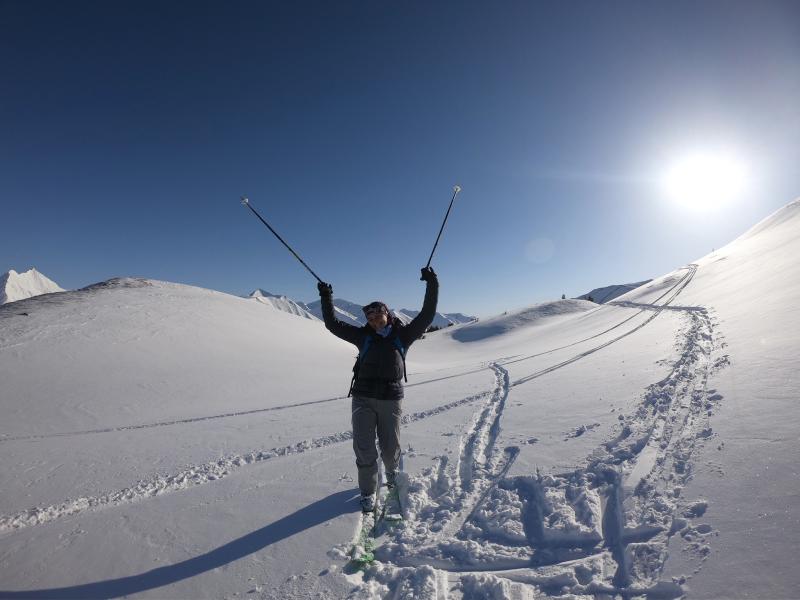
[348,334,374,397]
[391,334,408,383]
[359,335,374,362]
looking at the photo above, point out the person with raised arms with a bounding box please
[317,267,438,512]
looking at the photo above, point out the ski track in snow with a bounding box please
[0,396,353,443]
[0,392,492,533]
[389,363,518,552]
[346,264,729,599]
[507,264,697,385]
[500,265,697,371]
[0,372,492,444]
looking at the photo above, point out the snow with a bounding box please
[0,268,64,304]
[1,198,800,599]
[576,280,653,304]
[248,289,319,321]
[398,309,477,329]
[306,297,365,326]
[447,299,595,342]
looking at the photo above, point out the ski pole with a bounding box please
[241,196,324,284]
[425,185,461,269]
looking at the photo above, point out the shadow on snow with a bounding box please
[0,489,358,599]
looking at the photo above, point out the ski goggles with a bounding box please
[362,302,389,318]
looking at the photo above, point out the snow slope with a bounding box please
[1,199,799,599]
[0,268,64,304]
[447,299,595,342]
[576,280,652,304]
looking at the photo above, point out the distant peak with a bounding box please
[249,289,287,299]
[1,267,65,305]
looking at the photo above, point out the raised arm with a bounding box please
[317,281,362,347]
[402,267,439,344]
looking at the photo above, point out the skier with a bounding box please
[317,267,438,512]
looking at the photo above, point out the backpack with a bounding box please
[347,329,407,397]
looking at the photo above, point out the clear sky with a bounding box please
[2,0,798,317]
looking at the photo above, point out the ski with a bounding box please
[348,486,401,570]
[344,469,405,569]
[346,471,385,570]
[383,460,405,523]
[382,484,403,523]
[348,510,378,568]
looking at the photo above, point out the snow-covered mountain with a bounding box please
[2,198,800,599]
[0,268,64,304]
[304,297,364,326]
[248,289,319,321]
[303,298,477,328]
[438,311,476,324]
[576,279,652,303]
[397,308,477,329]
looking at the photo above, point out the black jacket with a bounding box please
[320,277,438,400]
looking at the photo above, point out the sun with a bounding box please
[662,152,749,211]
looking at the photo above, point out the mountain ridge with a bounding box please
[1,268,65,305]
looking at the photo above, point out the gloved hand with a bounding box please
[420,266,437,282]
[317,281,333,296]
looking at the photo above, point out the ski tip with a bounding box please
[350,557,374,570]
[453,184,462,193]
[240,196,250,205]
[349,547,375,566]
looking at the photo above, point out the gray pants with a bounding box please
[351,395,402,495]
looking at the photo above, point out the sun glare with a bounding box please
[662,152,749,211]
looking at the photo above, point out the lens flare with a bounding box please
[662,152,748,211]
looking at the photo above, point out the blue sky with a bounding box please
[2,1,798,317]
